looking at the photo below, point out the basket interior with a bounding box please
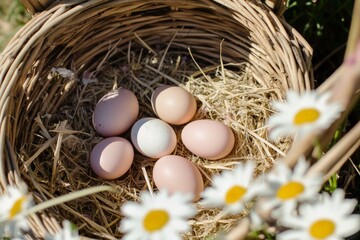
[0,0,313,238]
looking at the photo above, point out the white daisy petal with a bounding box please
[168,219,190,233]
[260,198,278,212]
[336,215,360,236]
[0,183,33,238]
[226,202,245,215]
[318,91,331,103]
[279,190,360,240]
[292,157,308,177]
[246,181,269,199]
[161,228,182,240]
[140,191,154,205]
[237,162,255,185]
[120,218,139,233]
[122,230,144,240]
[272,101,288,112]
[339,199,358,215]
[277,230,306,240]
[201,191,223,207]
[331,188,345,203]
[150,232,163,240]
[267,90,343,140]
[269,124,292,141]
[119,190,195,240]
[200,161,257,215]
[121,202,143,218]
[286,90,299,101]
[260,157,323,217]
[279,214,307,229]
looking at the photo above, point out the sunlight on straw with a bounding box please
[21,186,114,217]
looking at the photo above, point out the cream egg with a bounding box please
[90,137,134,179]
[92,88,139,137]
[130,117,177,158]
[153,155,204,201]
[181,119,235,160]
[151,85,197,125]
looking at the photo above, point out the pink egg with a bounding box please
[151,85,197,125]
[92,88,139,137]
[181,119,235,160]
[90,137,134,179]
[153,155,204,201]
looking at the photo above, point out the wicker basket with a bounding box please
[0,0,314,239]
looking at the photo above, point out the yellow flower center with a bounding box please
[9,196,27,219]
[309,219,336,239]
[276,181,304,200]
[225,185,247,204]
[293,108,320,125]
[143,210,170,232]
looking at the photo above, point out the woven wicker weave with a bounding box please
[0,0,314,239]
[20,0,288,16]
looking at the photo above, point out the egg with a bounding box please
[131,117,177,158]
[153,155,204,201]
[92,88,139,137]
[90,137,134,179]
[151,85,197,125]
[181,119,235,160]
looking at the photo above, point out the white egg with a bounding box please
[131,117,177,158]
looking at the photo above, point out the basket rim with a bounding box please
[0,0,315,239]
[19,0,289,16]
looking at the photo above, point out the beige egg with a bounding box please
[153,155,204,201]
[181,119,235,160]
[90,137,134,179]
[151,85,197,125]
[92,88,139,137]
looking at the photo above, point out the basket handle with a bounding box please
[20,0,288,16]
[19,0,55,15]
[264,0,287,16]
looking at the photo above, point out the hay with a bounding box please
[17,38,291,239]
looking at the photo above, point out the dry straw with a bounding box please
[0,0,323,239]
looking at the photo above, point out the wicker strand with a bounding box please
[0,0,312,238]
[20,0,289,16]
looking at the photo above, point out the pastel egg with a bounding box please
[181,119,235,160]
[131,117,177,158]
[90,137,134,179]
[92,88,139,137]
[153,155,204,201]
[151,85,197,125]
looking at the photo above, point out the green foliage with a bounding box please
[246,229,276,240]
[0,0,30,50]
[324,173,338,193]
[285,0,359,199]
[284,0,354,83]
[0,0,29,24]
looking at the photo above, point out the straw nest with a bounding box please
[0,0,313,239]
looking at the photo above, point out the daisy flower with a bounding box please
[119,190,196,240]
[0,183,33,238]
[277,189,360,240]
[267,90,343,141]
[45,220,80,240]
[200,161,262,215]
[259,157,323,218]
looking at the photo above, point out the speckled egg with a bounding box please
[131,117,177,159]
